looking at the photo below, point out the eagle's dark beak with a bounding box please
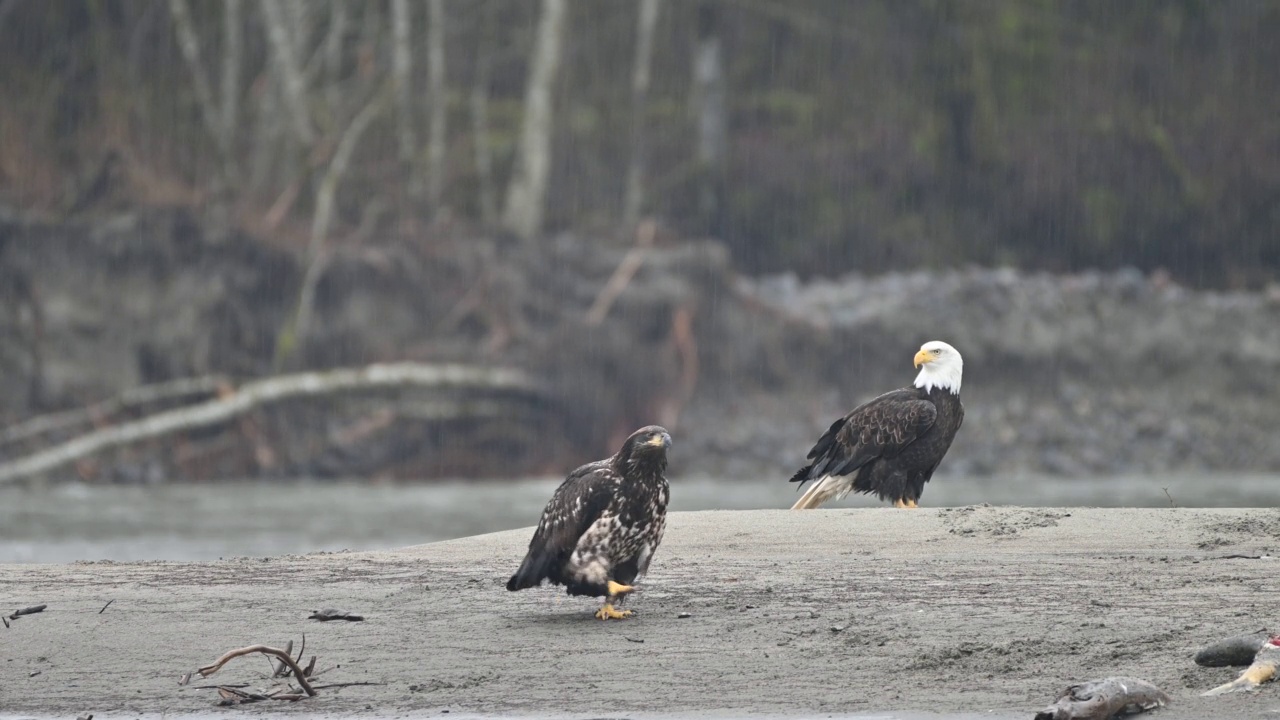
[648,432,672,449]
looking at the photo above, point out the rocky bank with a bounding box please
[2,206,1279,481]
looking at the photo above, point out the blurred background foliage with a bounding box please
[1,0,1277,287]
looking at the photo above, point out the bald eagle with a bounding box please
[507,425,671,620]
[790,341,964,509]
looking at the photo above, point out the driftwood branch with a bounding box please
[197,644,316,697]
[7,604,46,620]
[0,363,542,485]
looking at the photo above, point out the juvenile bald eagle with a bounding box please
[790,341,964,509]
[507,425,671,620]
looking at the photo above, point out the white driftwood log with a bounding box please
[0,363,541,485]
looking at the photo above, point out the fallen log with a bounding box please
[0,363,544,485]
[0,375,229,447]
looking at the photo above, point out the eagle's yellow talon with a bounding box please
[606,581,635,596]
[594,604,633,620]
[893,499,907,509]
[905,499,918,508]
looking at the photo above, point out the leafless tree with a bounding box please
[274,89,389,371]
[470,1,499,228]
[323,0,348,124]
[220,0,242,164]
[390,0,422,204]
[167,0,234,180]
[502,0,568,241]
[426,0,448,219]
[692,2,726,234]
[260,0,316,146]
[622,0,663,231]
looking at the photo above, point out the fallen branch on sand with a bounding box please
[4,604,47,627]
[0,362,544,485]
[193,644,318,698]
[308,608,364,622]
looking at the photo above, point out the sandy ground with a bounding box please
[2,506,1279,719]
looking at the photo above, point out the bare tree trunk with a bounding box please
[426,0,448,218]
[261,0,316,146]
[358,0,381,56]
[220,0,242,162]
[249,71,286,195]
[390,0,422,204]
[274,90,389,371]
[286,0,314,59]
[622,0,663,231]
[167,0,232,172]
[502,0,568,242]
[692,1,726,236]
[323,0,348,121]
[470,1,498,227]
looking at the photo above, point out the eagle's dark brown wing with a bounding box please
[506,460,617,591]
[790,388,937,487]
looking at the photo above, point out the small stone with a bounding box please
[677,612,692,619]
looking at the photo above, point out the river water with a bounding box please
[2,473,1277,564]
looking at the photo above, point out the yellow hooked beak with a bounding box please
[913,349,933,368]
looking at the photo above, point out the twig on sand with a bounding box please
[215,686,305,706]
[1162,487,1176,506]
[270,639,295,678]
[98,599,114,614]
[196,645,317,697]
[5,604,47,627]
[309,608,364,621]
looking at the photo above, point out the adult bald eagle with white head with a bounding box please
[790,341,964,509]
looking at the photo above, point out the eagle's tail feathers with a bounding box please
[788,464,814,485]
[790,473,855,510]
[506,550,553,591]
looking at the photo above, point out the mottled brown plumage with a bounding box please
[507,425,671,619]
